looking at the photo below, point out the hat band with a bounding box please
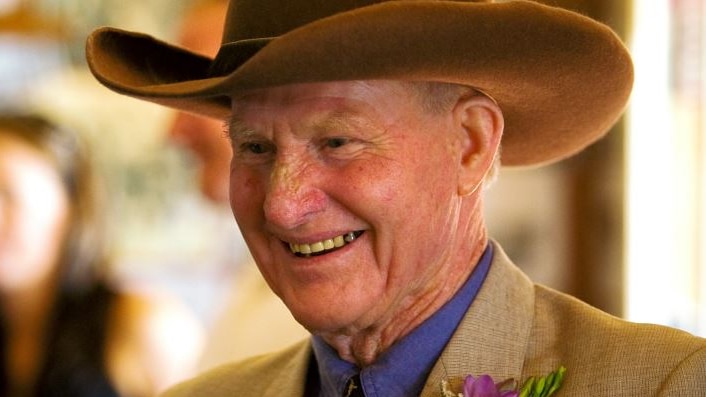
[209,38,273,77]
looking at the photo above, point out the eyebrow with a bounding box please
[311,111,354,134]
[224,116,257,141]
[224,106,378,141]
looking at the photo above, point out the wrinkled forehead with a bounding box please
[229,80,423,125]
[232,80,414,106]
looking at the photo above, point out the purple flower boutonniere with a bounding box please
[441,366,566,397]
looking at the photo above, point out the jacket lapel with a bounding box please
[421,242,535,396]
[256,242,536,397]
[260,341,312,397]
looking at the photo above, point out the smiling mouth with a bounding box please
[287,231,363,257]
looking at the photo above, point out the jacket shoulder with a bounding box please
[161,340,311,397]
[527,285,706,395]
[657,343,706,395]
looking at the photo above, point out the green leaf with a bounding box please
[519,366,566,397]
[541,371,557,397]
[545,366,567,397]
[519,377,535,397]
[533,375,546,396]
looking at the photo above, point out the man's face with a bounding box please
[229,80,471,333]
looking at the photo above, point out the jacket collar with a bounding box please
[261,241,535,396]
[420,241,535,395]
[259,341,312,397]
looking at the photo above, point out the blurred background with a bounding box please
[0,0,703,342]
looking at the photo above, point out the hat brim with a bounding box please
[86,0,633,166]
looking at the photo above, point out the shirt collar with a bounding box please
[312,243,494,397]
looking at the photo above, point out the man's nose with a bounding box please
[263,156,326,229]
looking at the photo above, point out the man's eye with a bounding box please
[324,137,348,149]
[240,142,270,154]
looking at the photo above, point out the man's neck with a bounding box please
[319,233,488,367]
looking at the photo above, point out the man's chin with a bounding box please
[288,303,372,337]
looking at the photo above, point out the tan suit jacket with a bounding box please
[163,243,706,396]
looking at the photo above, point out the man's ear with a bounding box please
[453,93,504,196]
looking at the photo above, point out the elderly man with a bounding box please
[85,0,706,396]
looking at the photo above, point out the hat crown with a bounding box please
[86,0,633,166]
[223,0,492,44]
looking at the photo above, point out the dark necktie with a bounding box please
[344,373,365,397]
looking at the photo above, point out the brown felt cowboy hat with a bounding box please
[86,0,633,166]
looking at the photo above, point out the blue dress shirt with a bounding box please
[312,244,494,396]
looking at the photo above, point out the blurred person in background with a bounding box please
[168,0,307,371]
[169,0,233,204]
[0,115,204,397]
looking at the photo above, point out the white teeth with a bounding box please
[323,239,334,250]
[333,235,345,247]
[289,232,360,256]
[311,241,325,253]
